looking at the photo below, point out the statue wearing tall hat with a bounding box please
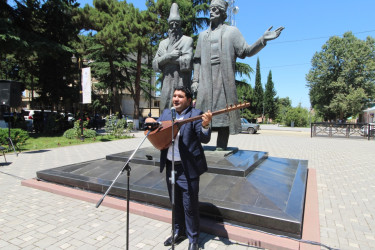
[192,0,284,150]
[153,3,194,112]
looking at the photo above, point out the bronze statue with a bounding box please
[153,3,194,112]
[192,0,284,150]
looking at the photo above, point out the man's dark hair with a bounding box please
[174,86,192,99]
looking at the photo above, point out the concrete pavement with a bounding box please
[1,129,374,249]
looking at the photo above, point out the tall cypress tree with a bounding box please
[253,58,264,116]
[264,70,277,120]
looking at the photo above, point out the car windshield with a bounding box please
[242,118,249,124]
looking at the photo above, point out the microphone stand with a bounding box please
[5,106,17,156]
[96,129,152,250]
[170,109,176,250]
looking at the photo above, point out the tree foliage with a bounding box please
[275,97,291,125]
[1,0,81,110]
[264,70,277,120]
[80,0,135,114]
[306,32,375,121]
[236,79,256,121]
[235,62,253,80]
[284,105,309,127]
[253,58,264,116]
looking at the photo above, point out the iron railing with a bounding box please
[311,123,374,140]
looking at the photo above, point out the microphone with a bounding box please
[171,107,176,120]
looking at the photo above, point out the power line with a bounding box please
[261,63,311,69]
[272,29,375,44]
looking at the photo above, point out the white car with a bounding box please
[61,113,74,123]
[24,110,40,121]
[125,115,133,124]
[240,118,260,134]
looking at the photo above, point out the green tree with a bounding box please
[0,0,20,80]
[306,32,375,121]
[275,97,292,125]
[264,70,277,120]
[236,78,255,121]
[2,0,80,110]
[81,0,137,114]
[126,5,156,122]
[284,105,309,127]
[235,61,253,81]
[253,58,264,117]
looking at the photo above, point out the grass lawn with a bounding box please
[16,133,132,152]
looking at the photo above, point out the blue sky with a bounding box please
[29,0,375,108]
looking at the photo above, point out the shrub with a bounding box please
[63,118,96,139]
[84,128,97,138]
[63,128,77,139]
[104,116,130,138]
[0,128,29,151]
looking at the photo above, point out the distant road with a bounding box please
[259,124,311,132]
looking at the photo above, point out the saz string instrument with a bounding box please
[145,102,250,150]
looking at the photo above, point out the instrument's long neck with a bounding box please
[177,103,250,126]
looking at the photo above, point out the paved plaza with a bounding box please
[1,128,374,249]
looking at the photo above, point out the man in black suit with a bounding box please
[146,86,212,250]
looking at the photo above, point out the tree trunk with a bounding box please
[109,59,119,115]
[134,48,142,121]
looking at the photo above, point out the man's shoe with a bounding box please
[163,233,187,246]
[188,243,199,250]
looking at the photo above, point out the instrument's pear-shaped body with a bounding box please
[146,121,180,150]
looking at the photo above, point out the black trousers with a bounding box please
[166,161,200,244]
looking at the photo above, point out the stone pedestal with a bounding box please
[37,146,308,238]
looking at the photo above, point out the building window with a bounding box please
[154,100,160,108]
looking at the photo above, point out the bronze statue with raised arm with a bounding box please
[192,0,284,150]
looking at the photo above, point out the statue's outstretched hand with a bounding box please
[263,26,284,42]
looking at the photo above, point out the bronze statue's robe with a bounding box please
[194,24,265,134]
[153,35,193,112]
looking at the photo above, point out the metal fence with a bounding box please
[311,123,374,140]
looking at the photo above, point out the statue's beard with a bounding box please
[168,29,182,46]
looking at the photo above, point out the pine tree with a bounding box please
[264,70,277,120]
[236,79,255,121]
[253,58,264,117]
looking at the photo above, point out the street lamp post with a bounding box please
[71,54,84,141]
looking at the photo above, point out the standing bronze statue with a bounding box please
[153,3,194,113]
[192,0,284,150]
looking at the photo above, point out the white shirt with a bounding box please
[166,107,210,162]
[167,109,185,162]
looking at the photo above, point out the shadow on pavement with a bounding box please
[23,150,51,154]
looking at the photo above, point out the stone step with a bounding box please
[106,146,268,177]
